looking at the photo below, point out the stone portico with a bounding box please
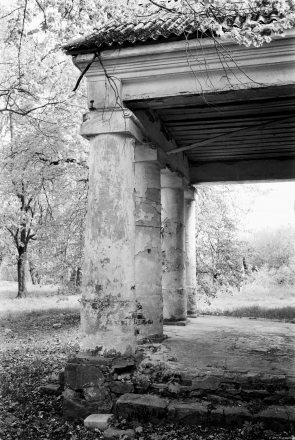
[62,12,295,422]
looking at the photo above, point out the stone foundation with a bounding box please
[63,352,138,419]
[61,345,295,430]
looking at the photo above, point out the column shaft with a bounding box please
[135,157,163,339]
[161,172,186,321]
[185,196,197,315]
[81,133,137,356]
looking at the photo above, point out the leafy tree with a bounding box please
[0,0,138,296]
[145,0,295,47]
[30,168,88,289]
[249,225,295,271]
[0,7,88,296]
[195,185,256,297]
[0,108,88,296]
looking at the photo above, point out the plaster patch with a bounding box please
[136,208,155,222]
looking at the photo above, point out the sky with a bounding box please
[244,182,295,231]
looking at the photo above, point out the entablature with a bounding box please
[74,30,295,102]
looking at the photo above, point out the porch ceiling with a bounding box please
[130,87,295,165]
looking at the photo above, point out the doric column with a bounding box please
[134,144,165,340]
[80,107,145,356]
[161,170,186,322]
[184,188,198,316]
[81,132,136,356]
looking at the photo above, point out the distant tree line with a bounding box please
[196,185,295,298]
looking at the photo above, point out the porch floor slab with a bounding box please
[162,315,295,379]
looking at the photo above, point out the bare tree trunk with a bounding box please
[70,268,77,285]
[76,267,82,286]
[29,260,41,285]
[17,251,27,298]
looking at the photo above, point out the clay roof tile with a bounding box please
[63,5,295,53]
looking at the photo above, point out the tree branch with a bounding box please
[6,226,19,248]
[17,0,28,84]
[0,7,22,20]
[147,0,178,13]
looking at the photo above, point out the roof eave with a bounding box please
[64,30,208,56]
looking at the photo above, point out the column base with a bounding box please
[163,319,190,326]
[187,312,199,318]
[139,334,168,344]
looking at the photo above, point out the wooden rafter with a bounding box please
[166,115,295,155]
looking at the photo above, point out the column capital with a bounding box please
[161,169,186,189]
[135,143,166,168]
[184,185,196,201]
[80,108,145,143]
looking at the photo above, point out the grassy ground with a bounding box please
[0,281,81,317]
[0,282,294,439]
[196,283,295,321]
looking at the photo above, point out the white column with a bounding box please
[161,170,186,322]
[80,106,148,356]
[134,144,165,340]
[184,189,197,316]
[81,132,137,356]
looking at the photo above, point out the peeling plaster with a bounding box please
[135,208,155,222]
[135,158,163,340]
[185,198,197,315]
[161,181,186,321]
[81,134,166,353]
[81,133,137,355]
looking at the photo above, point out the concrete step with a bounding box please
[115,393,295,433]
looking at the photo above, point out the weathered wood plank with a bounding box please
[186,144,295,153]
[167,115,294,155]
[157,102,295,117]
[190,158,295,183]
[189,151,295,162]
[126,85,295,110]
[176,133,295,143]
[161,110,294,122]
[171,124,295,135]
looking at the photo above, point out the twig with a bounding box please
[17,0,28,85]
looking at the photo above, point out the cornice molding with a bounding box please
[74,33,295,100]
[75,32,294,76]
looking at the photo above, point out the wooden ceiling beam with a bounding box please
[167,115,295,155]
[190,158,295,184]
[170,123,295,133]
[188,151,295,161]
[185,143,295,153]
[176,132,295,141]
